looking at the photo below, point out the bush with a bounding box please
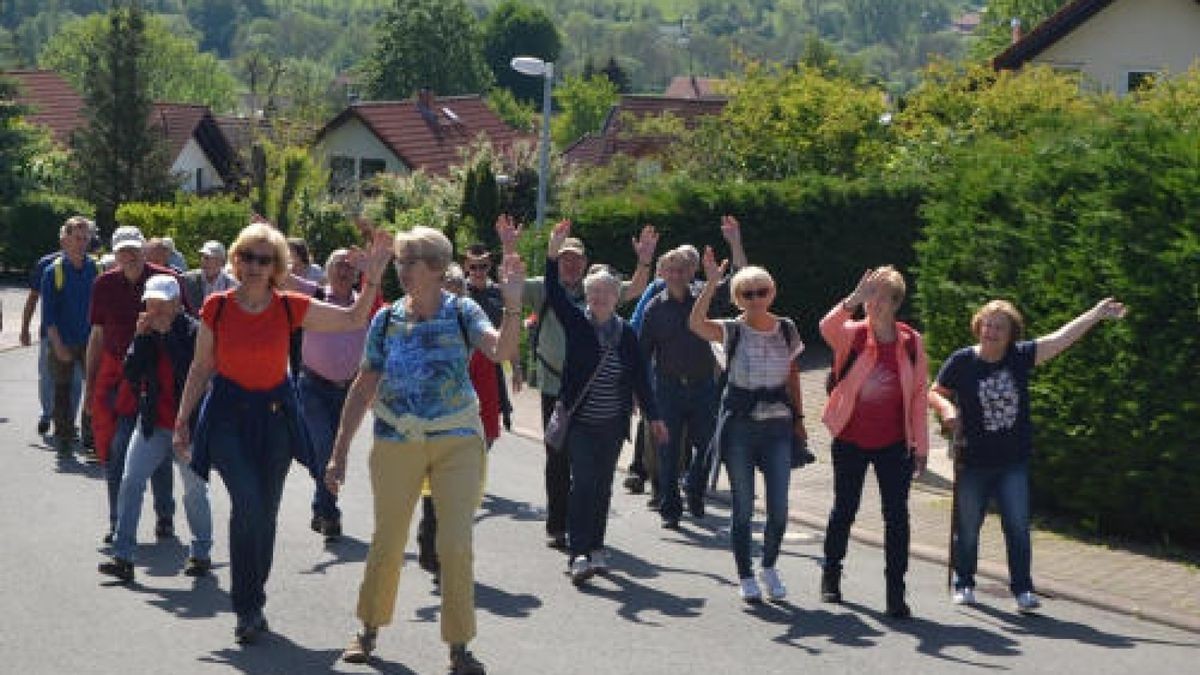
[0,192,94,272]
[564,174,926,342]
[295,198,362,266]
[117,195,251,267]
[916,108,1200,545]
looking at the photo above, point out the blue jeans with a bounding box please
[566,421,625,557]
[655,374,718,521]
[954,461,1033,595]
[112,427,212,562]
[724,417,792,579]
[106,416,174,530]
[823,440,913,589]
[299,372,348,521]
[208,410,294,619]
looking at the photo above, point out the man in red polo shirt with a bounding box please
[85,226,178,543]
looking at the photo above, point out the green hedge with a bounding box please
[916,110,1200,545]
[565,175,927,342]
[117,196,252,268]
[0,192,94,272]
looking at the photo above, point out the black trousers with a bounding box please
[541,393,570,536]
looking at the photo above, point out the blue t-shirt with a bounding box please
[39,256,99,347]
[363,292,491,442]
[29,252,61,338]
[935,340,1037,467]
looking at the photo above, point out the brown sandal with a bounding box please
[341,629,376,664]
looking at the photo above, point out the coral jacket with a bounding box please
[819,304,930,457]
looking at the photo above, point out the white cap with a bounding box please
[142,275,180,302]
[199,240,226,259]
[111,226,145,251]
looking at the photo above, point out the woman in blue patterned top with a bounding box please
[324,226,525,674]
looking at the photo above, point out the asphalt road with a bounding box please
[0,342,1196,674]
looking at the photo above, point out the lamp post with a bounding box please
[510,56,553,229]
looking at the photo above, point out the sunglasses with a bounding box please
[237,251,275,267]
[739,287,772,300]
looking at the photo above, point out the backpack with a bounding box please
[718,317,799,394]
[374,295,472,362]
[825,326,917,394]
[52,255,102,290]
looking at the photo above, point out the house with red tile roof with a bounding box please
[4,69,239,193]
[993,0,1200,94]
[312,90,532,192]
[562,94,727,167]
[663,76,727,100]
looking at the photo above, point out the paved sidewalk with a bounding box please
[507,350,1200,634]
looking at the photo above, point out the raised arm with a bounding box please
[496,213,521,257]
[688,246,728,344]
[473,253,527,364]
[301,230,391,332]
[721,215,749,270]
[623,224,659,303]
[820,268,878,348]
[1034,298,1126,366]
[545,221,588,330]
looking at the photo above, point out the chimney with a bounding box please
[416,87,435,111]
[1011,17,1022,44]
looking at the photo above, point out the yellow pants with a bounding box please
[356,433,485,644]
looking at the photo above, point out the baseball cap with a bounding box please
[142,275,180,302]
[560,237,586,257]
[199,240,227,259]
[111,226,146,251]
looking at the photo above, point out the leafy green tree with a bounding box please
[69,2,177,236]
[0,74,52,203]
[551,73,618,147]
[483,0,561,106]
[485,87,536,132]
[460,156,501,250]
[971,0,1066,60]
[183,0,242,57]
[362,0,492,100]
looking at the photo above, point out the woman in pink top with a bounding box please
[819,266,929,619]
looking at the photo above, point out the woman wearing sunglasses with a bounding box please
[818,266,930,618]
[172,222,393,644]
[689,249,806,603]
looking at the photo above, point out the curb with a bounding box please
[509,423,1200,635]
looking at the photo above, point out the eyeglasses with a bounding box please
[237,251,275,267]
[739,287,772,300]
[466,263,490,272]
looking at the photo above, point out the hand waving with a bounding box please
[632,224,659,264]
[701,245,728,284]
[720,215,742,245]
[495,214,522,254]
[547,220,571,259]
[498,253,527,306]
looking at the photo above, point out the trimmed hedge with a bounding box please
[117,196,252,268]
[565,175,926,342]
[916,110,1200,545]
[0,192,94,272]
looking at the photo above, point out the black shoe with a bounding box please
[502,414,513,432]
[686,492,705,518]
[321,518,342,541]
[183,557,212,577]
[310,515,324,534]
[449,645,487,675]
[647,493,662,511]
[99,557,134,582]
[54,437,73,457]
[234,613,268,644]
[155,517,175,539]
[886,598,912,619]
[102,530,114,545]
[820,569,842,603]
[418,537,440,575]
[82,432,95,450]
[546,532,567,550]
[37,419,50,435]
[661,517,680,530]
[81,448,99,464]
[623,475,646,495]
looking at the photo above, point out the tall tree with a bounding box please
[551,74,618,147]
[971,0,1066,60]
[362,0,492,100]
[0,74,50,203]
[482,0,561,106]
[69,1,176,237]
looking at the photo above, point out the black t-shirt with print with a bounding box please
[936,340,1037,467]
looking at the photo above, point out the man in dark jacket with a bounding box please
[99,276,212,582]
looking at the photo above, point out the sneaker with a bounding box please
[54,437,73,457]
[546,532,567,550]
[952,587,976,606]
[98,557,134,582]
[686,491,705,519]
[647,493,662,511]
[820,569,842,603]
[341,628,377,664]
[102,530,114,545]
[309,515,325,534]
[660,517,680,530]
[622,475,646,494]
[155,517,175,539]
[234,613,268,644]
[449,645,487,675]
[759,567,787,601]
[739,576,763,604]
[37,419,50,435]
[81,448,99,464]
[321,518,342,541]
[569,555,593,586]
[590,549,609,573]
[184,557,212,577]
[1015,591,1041,614]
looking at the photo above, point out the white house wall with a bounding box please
[313,116,407,178]
[1033,0,1200,93]
[172,137,225,192]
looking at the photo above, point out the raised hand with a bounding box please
[498,253,527,306]
[547,220,572,259]
[495,214,522,254]
[364,228,394,284]
[720,215,742,245]
[1094,297,1127,320]
[701,245,728,283]
[845,268,878,309]
[632,224,660,264]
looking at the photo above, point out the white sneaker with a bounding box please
[1015,591,1041,613]
[590,549,609,572]
[952,587,976,605]
[569,556,593,586]
[739,576,763,604]
[759,568,787,601]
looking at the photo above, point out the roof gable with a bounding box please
[565,95,727,166]
[993,0,1119,69]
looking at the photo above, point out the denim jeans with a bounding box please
[823,440,913,589]
[38,339,80,425]
[106,416,174,530]
[655,374,717,521]
[299,371,348,521]
[541,393,570,537]
[112,427,212,562]
[208,410,294,619]
[954,461,1033,595]
[566,421,625,557]
[724,417,792,579]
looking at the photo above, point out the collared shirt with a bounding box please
[301,288,367,382]
[201,270,236,298]
[89,263,181,358]
[40,255,98,347]
[639,279,732,381]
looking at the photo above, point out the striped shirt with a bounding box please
[574,349,627,426]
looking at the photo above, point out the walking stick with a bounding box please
[947,427,964,593]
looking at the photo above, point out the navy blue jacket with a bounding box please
[124,312,197,438]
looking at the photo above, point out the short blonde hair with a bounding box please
[729,266,775,309]
[229,223,291,287]
[395,226,452,271]
[971,299,1025,347]
[873,265,906,305]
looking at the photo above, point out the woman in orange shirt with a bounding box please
[173,222,392,645]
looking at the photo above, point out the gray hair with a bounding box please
[443,262,466,295]
[583,266,621,297]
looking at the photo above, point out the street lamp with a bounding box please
[511,56,553,229]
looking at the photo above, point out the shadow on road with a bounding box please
[474,492,546,526]
[302,534,372,575]
[972,603,1200,650]
[201,633,421,674]
[414,579,544,624]
[744,599,885,654]
[842,600,1019,668]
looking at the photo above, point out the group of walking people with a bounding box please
[21,210,1125,673]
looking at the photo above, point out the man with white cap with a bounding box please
[85,225,179,543]
[99,275,213,582]
[182,240,237,311]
